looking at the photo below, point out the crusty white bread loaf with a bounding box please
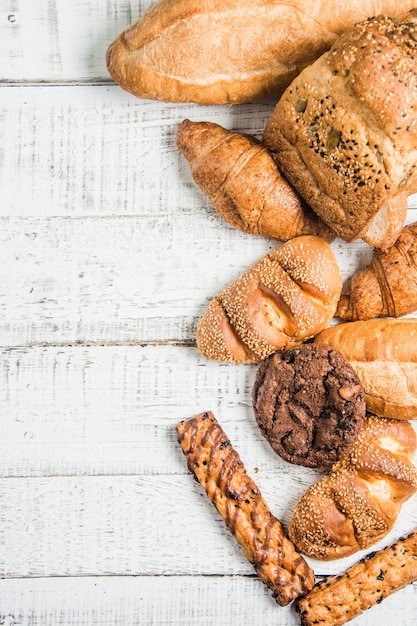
[315,319,417,420]
[263,12,417,250]
[106,1,417,105]
[196,235,342,364]
[176,119,335,242]
[336,221,417,320]
[288,414,417,560]
[296,529,417,626]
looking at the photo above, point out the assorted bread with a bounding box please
[196,236,342,363]
[107,3,417,621]
[106,0,417,105]
[176,119,335,242]
[176,411,315,606]
[315,319,417,420]
[288,414,417,560]
[337,221,417,320]
[263,12,417,250]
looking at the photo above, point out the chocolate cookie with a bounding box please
[252,343,366,468]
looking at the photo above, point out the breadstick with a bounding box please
[296,529,417,625]
[176,411,315,606]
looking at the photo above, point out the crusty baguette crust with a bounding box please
[176,411,315,605]
[106,0,417,105]
[176,119,335,241]
[263,13,417,249]
[337,221,417,320]
[315,318,417,419]
[296,529,417,626]
[288,415,417,560]
[196,236,342,364]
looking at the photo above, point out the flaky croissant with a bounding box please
[176,119,334,242]
[337,221,417,320]
[288,414,417,560]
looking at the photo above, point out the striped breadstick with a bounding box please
[296,529,417,625]
[176,411,315,606]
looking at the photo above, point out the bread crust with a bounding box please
[296,529,417,626]
[263,13,417,249]
[315,318,417,419]
[106,1,417,105]
[196,236,342,364]
[176,411,315,605]
[288,415,417,560]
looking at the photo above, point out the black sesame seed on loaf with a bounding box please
[263,12,417,250]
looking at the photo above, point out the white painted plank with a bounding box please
[2,84,417,220]
[0,213,403,347]
[0,575,416,626]
[0,84,274,217]
[0,0,149,81]
[1,473,416,579]
[2,343,417,477]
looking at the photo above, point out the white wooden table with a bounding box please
[1,2,417,625]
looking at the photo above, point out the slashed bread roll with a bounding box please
[106,0,417,105]
[263,12,417,250]
[288,414,417,560]
[315,318,417,420]
[196,235,342,364]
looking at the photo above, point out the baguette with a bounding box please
[106,1,417,105]
[288,414,417,560]
[315,319,417,420]
[263,12,417,250]
[196,235,342,364]
[337,221,417,320]
[176,411,315,606]
[296,529,417,626]
[176,119,335,242]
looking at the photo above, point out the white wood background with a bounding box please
[1,2,417,625]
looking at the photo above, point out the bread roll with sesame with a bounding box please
[106,0,417,105]
[196,235,342,364]
[288,414,417,560]
[176,119,335,242]
[263,12,417,250]
[314,318,417,420]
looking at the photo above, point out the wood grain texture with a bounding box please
[0,575,416,626]
[2,1,417,624]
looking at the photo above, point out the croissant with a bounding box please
[337,221,417,320]
[196,235,342,364]
[176,119,335,242]
[288,414,417,560]
[176,411,315,606]
[263,13,417,250]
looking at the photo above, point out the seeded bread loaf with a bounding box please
[196,235,342,364]
[315,318,417,420]
[106,1,417,105]
[263,12,417,250]
[288,414,417,560]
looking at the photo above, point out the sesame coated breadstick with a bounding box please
[176,411,315,606]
